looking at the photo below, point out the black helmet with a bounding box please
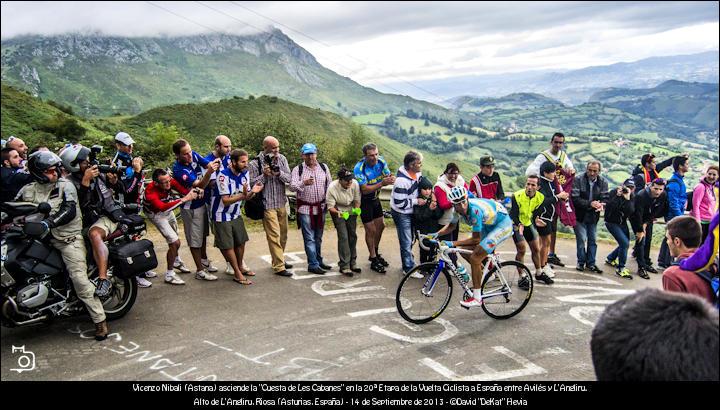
[27,151,63,183]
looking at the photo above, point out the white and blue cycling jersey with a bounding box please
[210,167,248,222]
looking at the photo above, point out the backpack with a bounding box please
[243,157,265,220]
[673,258,719,309]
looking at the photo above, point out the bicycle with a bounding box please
[395,232,533,324]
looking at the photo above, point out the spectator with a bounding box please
[5,136,28,162]
[604,178,636,279]
[571,160,609,274]
[535,161,568,284]
[678,212,719,308]
[326,167,362,276]
[434,163,469,266]
[172,139,220,281]
[630,178,668,279]
[212,149,263,285]
[631,152,685,189]
[526,132,575,268]
[661,215,715,305]
[249,136,293,277]
[111,131,155,288]
[391,151,424,276]
[353,143,395,274]
[692,164,719,241]
[1,147,32,203]
[591,288,719,381]
[143,169,199,285]
[413,176,444,264]
[290,143,332,275]
[469,155,505,200]
[658,155,691,268]
[509,175,546,284]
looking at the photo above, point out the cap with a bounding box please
[114,132,135,146]
[479,155,495,166]
[418,176,433,190]
[623,178,636,188]
[301,143,317,155]
[337,168,354,180]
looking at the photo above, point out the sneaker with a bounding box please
[548,254,565,267]
[605,259,618,268]
[165,274,185,285]
[308,266,326,275]
[615,268,633,280]
[225,262,233,275]
[350,267,362,274]
[340,268,354,277]
[409,271,424,279]
[535,272,554,285]
[587,265,603,274]
[275,270,293,277]
[575,264,585,272]
[136,277,152,288]
[142,271,158,278]
[543,265,555,278]
[370,258,386,274]
[174,260,191,273]
[460,297,482,308]
[319,262,332,270]
[195,270,218,281]
[94,320,109,341]
[202,260,218,273]
[376,254,389,267]
[518,276,531,291]
[637,268,650,280]
[644,265,658,274]
[284,262,294,269]
[94,278,113,298]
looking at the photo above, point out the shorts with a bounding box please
[535,218,554,236]
[512,224,538,244]
[478,214,513,254]
[180,205,210,248]
[360,197,384,224]
[214,217,249,250]
[89,216,117,236]
[147,210,180,244]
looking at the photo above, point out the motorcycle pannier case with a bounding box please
[109,239,158,278]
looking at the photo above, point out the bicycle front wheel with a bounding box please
[396,263,452,324]
[480,261,533,320]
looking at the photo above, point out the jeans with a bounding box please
[391,210,415,273]
[299,213,324,269]
[605,222,630,269]
[634,221,654,269]
[574,221,598,268]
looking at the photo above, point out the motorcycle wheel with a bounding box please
[102,270,138,321]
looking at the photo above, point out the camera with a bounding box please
[263,154,280,173]
[89,145,127,174]
[621,187,630,194]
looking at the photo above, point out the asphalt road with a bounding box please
[1,223,664,381]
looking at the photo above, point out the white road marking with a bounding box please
[420,346,546,381]
[369,318,458,344]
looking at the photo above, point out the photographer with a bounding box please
[111,131,155,288]
[248,136,293,277]
[604,179,636,279]
[60,144,133,298]
[15,151,109,340]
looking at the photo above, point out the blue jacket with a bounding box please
[665,172,687,220]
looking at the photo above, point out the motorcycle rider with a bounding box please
[59,144,134,298]
[15,151,109,340]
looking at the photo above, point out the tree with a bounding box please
[40,114,86,141]
[141,122,181,167]
[424,119,430,127]
[409,126,415,134]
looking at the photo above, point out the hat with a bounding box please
[337,168,354,181]
[479,155,495,166]
[623,178,636,188]
[301,143,317,155]
[418,176,433,190]
[114,132,135,146]
[539,161,556,175]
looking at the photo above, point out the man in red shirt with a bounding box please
[144,168,198,285]
[662,215,715,305]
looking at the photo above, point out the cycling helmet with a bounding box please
[27,151,63,183]
[447,185,468,204]
[58,143,90,174]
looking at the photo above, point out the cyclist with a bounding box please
[433,185,515,308]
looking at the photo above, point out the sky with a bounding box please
[1,1,718,89]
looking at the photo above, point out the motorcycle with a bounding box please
[0,201,156,327]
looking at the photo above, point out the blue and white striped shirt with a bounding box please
[211,167,249,222]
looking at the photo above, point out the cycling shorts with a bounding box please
[478,213,513,254]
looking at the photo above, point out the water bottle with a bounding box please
[457,264,470,283]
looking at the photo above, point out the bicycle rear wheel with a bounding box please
[396,263,452,324]
[480,261,533,320]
